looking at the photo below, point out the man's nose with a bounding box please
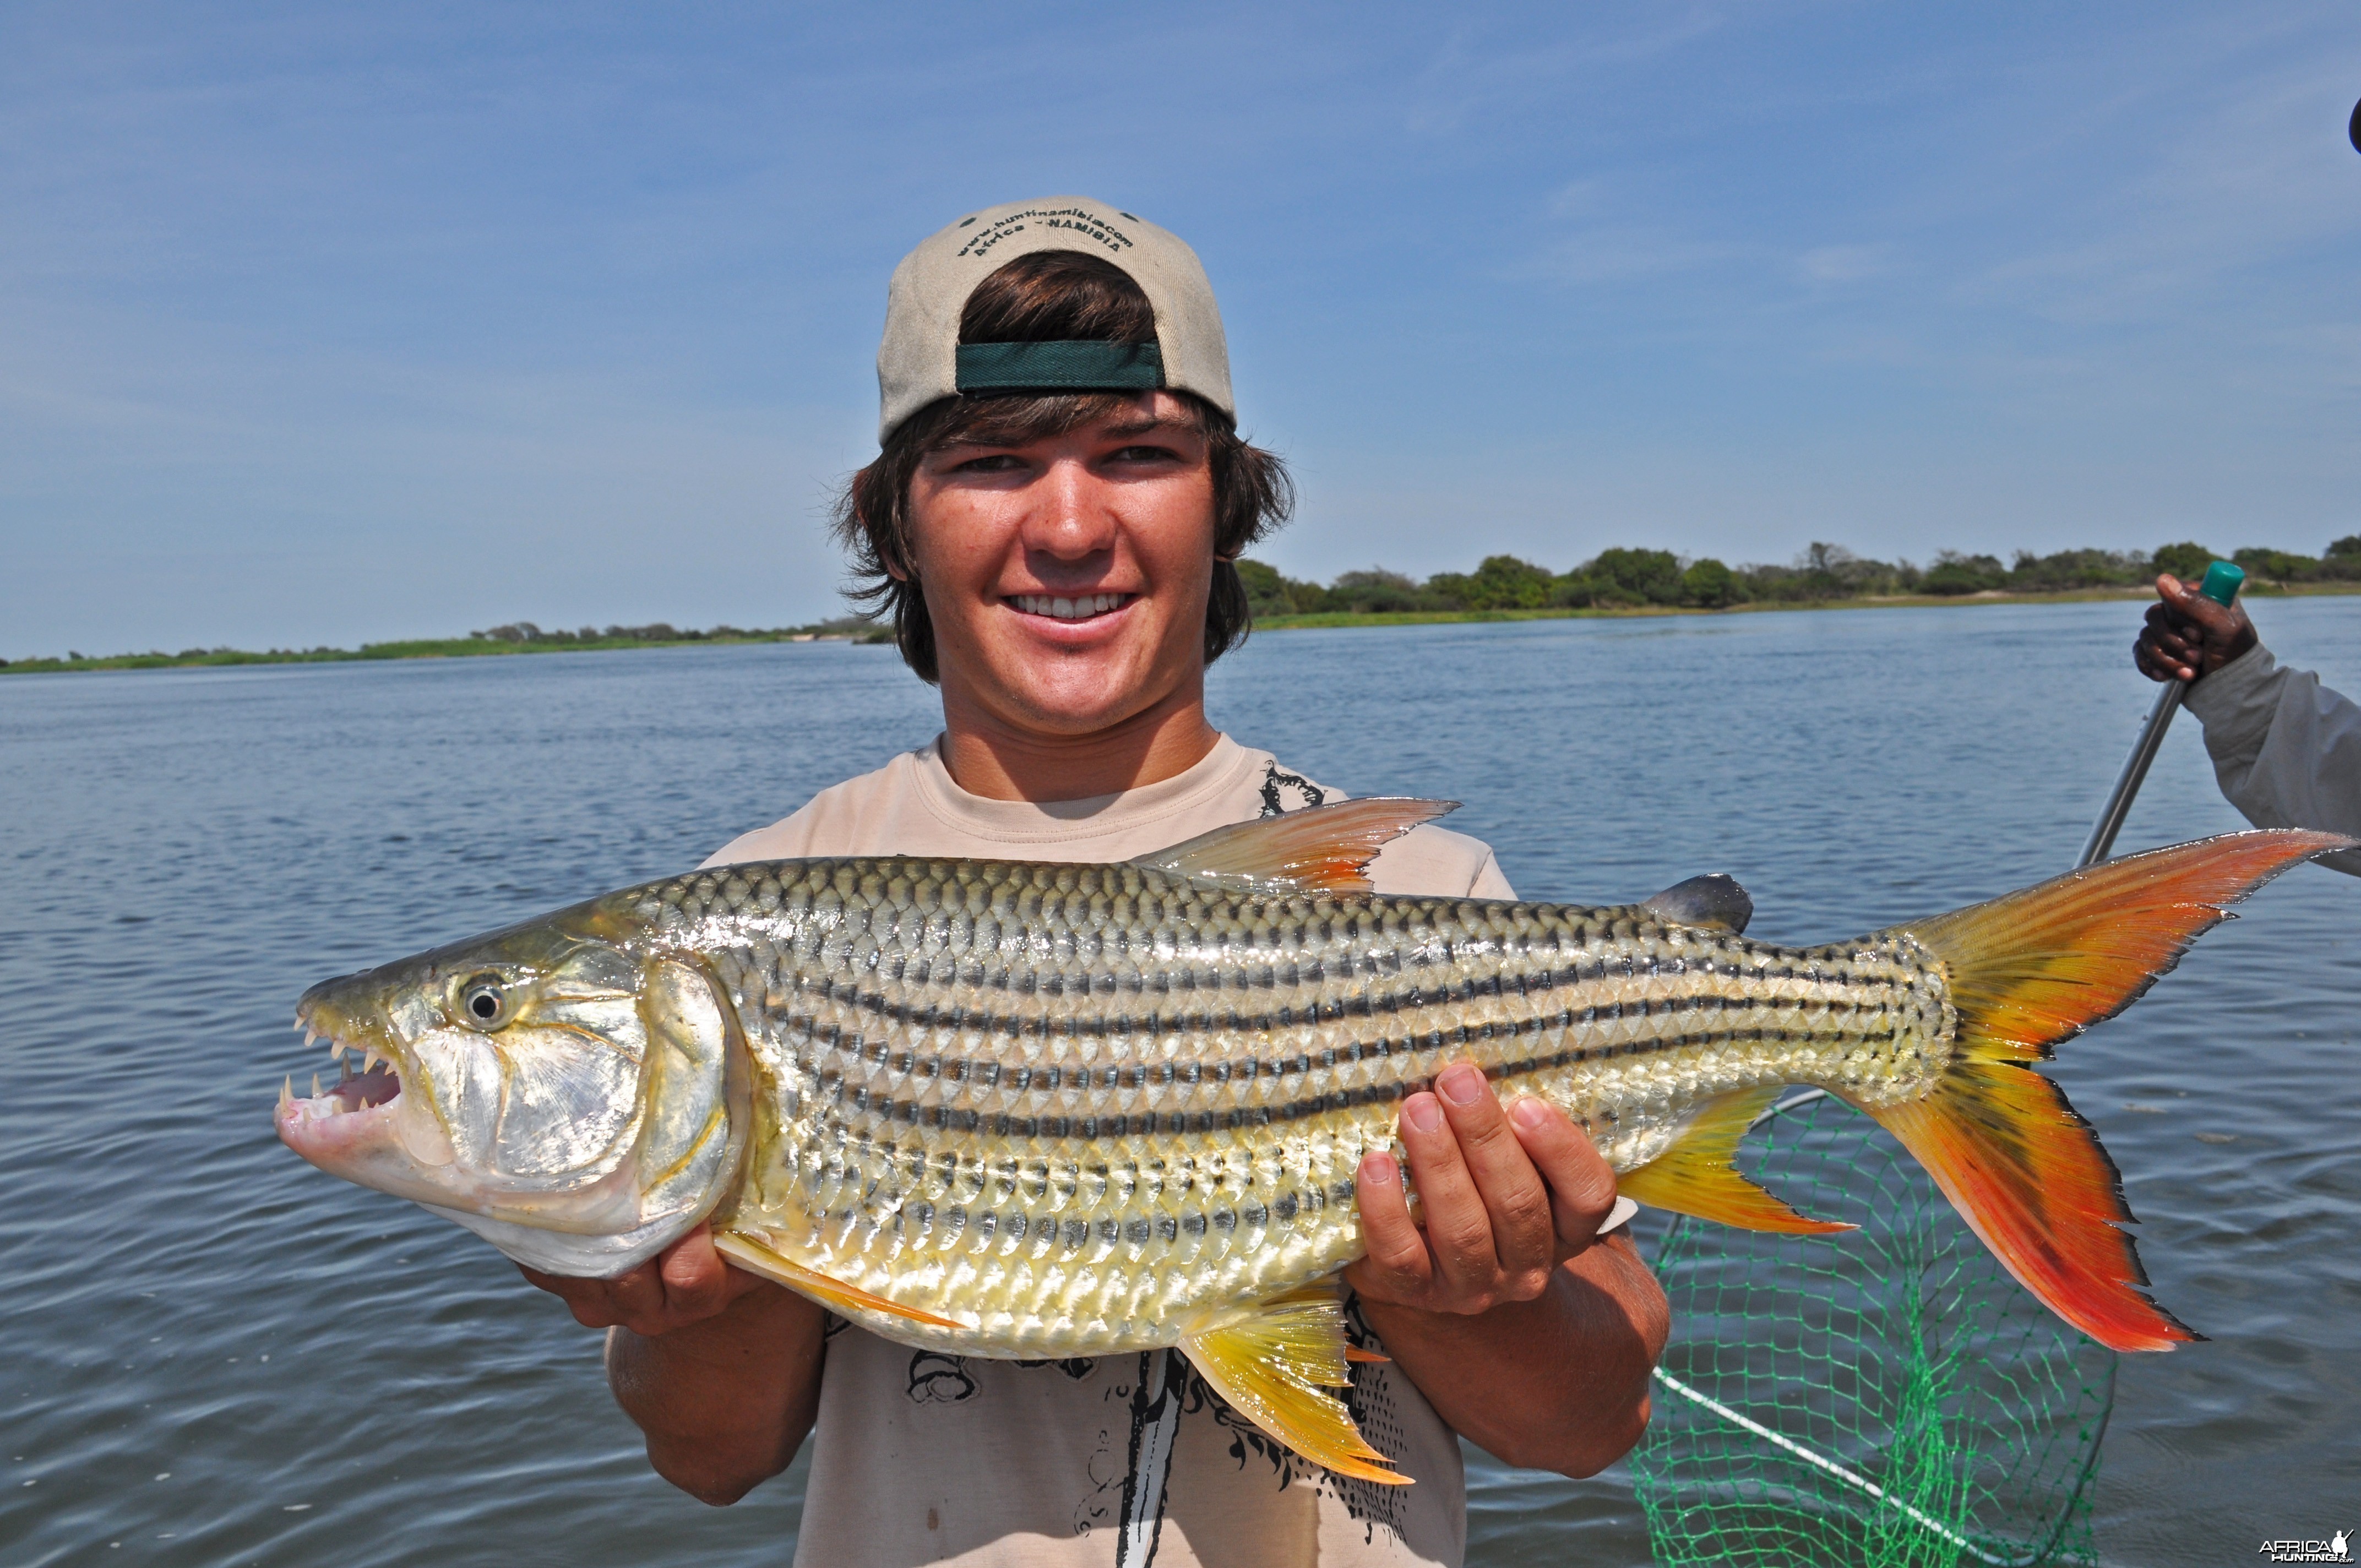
[1023,459,1117,560]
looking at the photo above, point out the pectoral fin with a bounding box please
[713,1231,964,1330]
[1618,1086,1852,1234]
[1179,1285,1409,1486]
[1131,798,1459,894]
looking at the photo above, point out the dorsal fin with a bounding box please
[1641,872,1753,934]
[1130,798,1459,894]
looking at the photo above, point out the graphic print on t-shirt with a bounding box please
[883,1329,1413,1566]
[1257,761,1328,818]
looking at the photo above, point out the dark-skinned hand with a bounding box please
[1347,1060,1622,1315]
[2135,573,2256,685]
[518,1223,773,1338]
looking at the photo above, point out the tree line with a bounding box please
[467,616,885,645]
[1237,537,2361,616]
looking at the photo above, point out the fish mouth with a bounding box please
[275,1008,450,1170]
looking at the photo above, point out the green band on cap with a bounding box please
[955,340,1163,393]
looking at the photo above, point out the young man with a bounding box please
[525,197,1669,1566]
[2134,573,2361,876]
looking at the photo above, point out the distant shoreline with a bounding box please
[1250,580,2361,630]
[10,581,2357,676]
[0,628,885,676]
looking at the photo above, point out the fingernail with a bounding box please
[1361,1151,1397,1186]
[1510,1097,1551,1133]
[1405,1093,1443,1133]
[1438,1063,1484,1106]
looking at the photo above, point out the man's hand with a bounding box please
[1343,1061,1664,1477]
[518,1223,774,1338]
[1347,1061,1622,1315]
[2136,573,2256,685]
[521,1223,823,1506]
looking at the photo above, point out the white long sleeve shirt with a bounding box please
[2183,644,2361,878]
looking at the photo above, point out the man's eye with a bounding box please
[1109,445,1179,464]
[951,453,1025,473]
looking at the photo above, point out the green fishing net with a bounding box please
[1630,1092,2114,1568]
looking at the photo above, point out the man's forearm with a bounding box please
[605,1287,828,1505]
[1362,1233,1669,1477]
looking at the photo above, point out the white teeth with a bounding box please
[302,1026,318,1048]
[363,1048,382,1076]
[311,1074,322,1099]
[280,1076,293,1108]
[1015,593,1126,620]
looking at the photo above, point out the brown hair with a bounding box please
[832,249,1293,683]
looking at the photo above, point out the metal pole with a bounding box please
[2076,561,2245,869]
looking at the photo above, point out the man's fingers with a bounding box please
[518,1261,643,1330]
[2134,634,2194,683]
[1507,1097,1619,1254]
[656,1225,732,1315]
[1432,1063,1554,1283]
[2158,574,2243,638]
[1346,1150,1433,1302]
[1396,1087,1502,1299]
[2150,574,2257,676]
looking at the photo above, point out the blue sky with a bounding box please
[4,2,2357,655]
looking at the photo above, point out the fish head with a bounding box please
[277,901,750,1278]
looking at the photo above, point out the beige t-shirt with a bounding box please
[703,735,1550,1568]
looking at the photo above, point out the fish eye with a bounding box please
[455,974,513,1030]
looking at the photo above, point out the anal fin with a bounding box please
[1618,1086,1853,1234]
[714,1231,964,1330]
[1180,1285,1410,1486]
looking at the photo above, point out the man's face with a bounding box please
[904,391,1217,739]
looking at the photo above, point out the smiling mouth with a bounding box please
[1008,592,1134,622]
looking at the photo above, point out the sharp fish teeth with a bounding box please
[312,1074,322,1099]
[302,1026,318,1048]
[280,1076,293,1108]
[363,1048,382,1076]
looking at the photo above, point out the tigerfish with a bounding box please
[276,801,2348,1483]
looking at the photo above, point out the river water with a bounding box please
[2,601,2353,1565]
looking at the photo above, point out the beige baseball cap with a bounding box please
[875,195,1234,444]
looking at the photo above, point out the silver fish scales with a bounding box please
[677,851,1944,1358]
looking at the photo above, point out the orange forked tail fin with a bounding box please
[1862,830,2350,1353]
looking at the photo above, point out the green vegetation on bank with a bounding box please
[16,536,2360,675]
[1237,536,2361,617]
[1,617,890,675]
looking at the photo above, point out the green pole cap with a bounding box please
[2199,560,2244,607]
